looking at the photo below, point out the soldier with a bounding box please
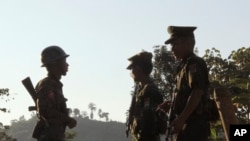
[34,46,77,141]
[161,26,210,141]
[126,51,163,141]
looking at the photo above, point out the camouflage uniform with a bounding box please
[35,73,69,141]
[126,51,164,141]
[130,82,163,141]
[170,53,210,141]
[33,46,73,141]
[164,26,210,141]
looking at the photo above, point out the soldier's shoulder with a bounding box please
[38,77,57,85]
[143,83,161,96]
[36,77,57,91]
[187,55,206,66]
[145,83,158,90]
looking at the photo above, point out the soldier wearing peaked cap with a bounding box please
[126,51,163,141]
[159,26,210,141]
[34,46,77,141]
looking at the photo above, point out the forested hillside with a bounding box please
[7,116,131,141]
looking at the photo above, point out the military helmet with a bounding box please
[41,46,69,67]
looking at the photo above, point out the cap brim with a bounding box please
[165,37,174,44]
[164,39,171,44]
[126,64,133,70]
[41,55,69,67]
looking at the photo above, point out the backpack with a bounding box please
[204,98,220,121]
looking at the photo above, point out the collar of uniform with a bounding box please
[176,53,196,73]
[47,73,63,87]
[182,53,196,63]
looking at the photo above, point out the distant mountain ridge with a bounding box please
[8,116,131,141]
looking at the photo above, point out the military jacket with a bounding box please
[131,81,163,137]
[172,53,209,121]
[35,74,69,126]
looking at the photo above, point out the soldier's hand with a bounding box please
[170,117,185,134]
[67,118,77,129]
[157,101,171,113]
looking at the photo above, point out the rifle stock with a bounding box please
[22,77,37,111]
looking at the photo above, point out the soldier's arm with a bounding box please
[144,86,163,108]
[172,60,208,133]
[176,86,203,123]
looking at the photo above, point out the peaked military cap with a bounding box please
[126,51,153,70]
[165,26,197,44]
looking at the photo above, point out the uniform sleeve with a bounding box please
[141,85,163,135]
[187,58,209,90]
[36,81,70,124]
[143,86,163,108]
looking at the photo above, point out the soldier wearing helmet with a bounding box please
[34,46,77,141]
[126,51,163,141]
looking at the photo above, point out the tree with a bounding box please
[0,132,16,141]
[203,47,230,85]
[73,108,80,117]
[202,47,250,139]
[68,108,73,117]
[0,88,11,113]
[88,103,96,120]
[81,111,88,119]
[152,45,177,101]
[0,88,16,141]
[98,109,104,120]
[228,47,250,124]
[228,47,250,79]
[102,112,109,122]
[203,47,250,124]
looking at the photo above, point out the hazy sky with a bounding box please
[0,0,249,125]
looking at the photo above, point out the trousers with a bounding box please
[172,120,210,141]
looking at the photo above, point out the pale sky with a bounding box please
[0,0,249,125]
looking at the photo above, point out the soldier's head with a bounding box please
[126,51,153,82]
[165,26,196,59]
[41,46,69,76]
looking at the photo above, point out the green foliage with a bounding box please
[0,132,17,141]
[202,47,250,140]
[203,48,231,85]
[0,88,11,113]
[73,108,80,117]
[152,45,249,139]
[65,131,77,141]
[0,88,16,141]
[152,45,177,101]
[0,88,9,96]
[98,109,110,121]
[88,102,96,120]
[8,116,131,141]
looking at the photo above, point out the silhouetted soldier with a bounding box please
[160,26,210,141]
[126,51,163,141]
[34,46,77,141]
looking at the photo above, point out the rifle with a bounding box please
[165,108,173,141]
[22,77,37,111]
[22,77,50,139]
[165,92,177,141]
[126,83,139,137]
